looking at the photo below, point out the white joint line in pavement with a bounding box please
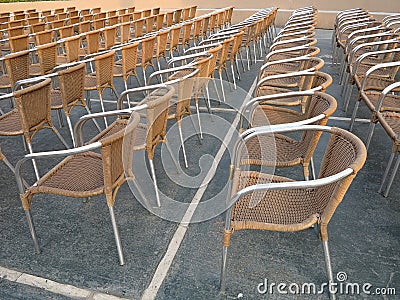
[140,77,259,300]
[0,266,129,300]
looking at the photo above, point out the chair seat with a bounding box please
[26,152,105,198]
[113,65,123,77]
[252,105,304,126]
[0,109,23,135]
[354,75,395,90]
[50,89,63,109]
[231,171,319,231]
[0,74,11,89]
[29,64,42,77]
[84,75,97,90]
[242,133,306,168]
[361,91,400,112]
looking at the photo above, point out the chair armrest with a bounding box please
[148,65,198,85]
[374,81,400,112]
[167,51,209,67]
[360,60,400,91]
[183,42,221,55]
[353,48,400,76]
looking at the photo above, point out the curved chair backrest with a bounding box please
[94,50,115,88]
[4,50,30,87]
[58,63,86,114]
[121,42,139,80]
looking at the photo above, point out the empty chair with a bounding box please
[113,41,140,93]
[220,125,367,300]
[15,110,141,266]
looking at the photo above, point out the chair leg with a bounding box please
[219,71,226,103]
[310,157,316,180]
[343,84,354,112]
[51,126,70,149]
[230,63,237,89]
[238,51,246,73]
[322,240,336,300]
[365,122,376,150]
[86,90,91,109]
[27,142,40,181]
[211,78,221,104]
[219,245,229,294]
[382,152,400,197]
[56,109,64,127]
[178,121,188,168]
[83,105,102,132]
[164,140,181,173]
[66,115,76,147]
[195,99,203,140]
[98,93,109,127]
[349,99,360,131]
[25,209,41,254]
[108,205,125,265]
[149,159,161,207]
[235,58,241,80]
[205,85,212,114]
[246,47,250,71]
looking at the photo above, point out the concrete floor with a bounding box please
[0,29,399,299]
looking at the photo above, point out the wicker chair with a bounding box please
[148,66,200,167]
[85,50,118,126]
[15,111,141,266]
[0,78,69,180]
[100,84,175,207]
[264,45,320,62]
[364,81,400,197]
[153,29,171,70]
[136,35,157,86]
[242,91,337,180]
[349,61,400,131]
[254,70,333,112]
[113,41,140,93]
[220,125,367,300]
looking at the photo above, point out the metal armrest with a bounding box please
[353,48,400,76]
[375,81,400,112]
[167,51,209,67]
[13,73,57,91]
[15,142,102,193]
[183,42,221,55]
[148,65,198,85]
[259,55,311,74]
[360,60,400,91]
[256,70,315,89]
[349,38,399,65]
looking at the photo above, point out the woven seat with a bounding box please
[16,112,141,266]
[220,125,367,300]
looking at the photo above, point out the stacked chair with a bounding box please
[219,7,366,300]
[332,9,400,197]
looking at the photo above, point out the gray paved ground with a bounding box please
[0,29,399,299]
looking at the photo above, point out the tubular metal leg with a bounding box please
[108,206,125,265]
[164,140,181,173]
[98,94,109,127]
[230,63,237,89]
[383,153,400,197]
[235,58,241,80]
[25,209,41,254]
[343,85,353,112]
[310,157,316,180]
[178,122,188,168]
[349,100,360,131]
[219,246,229,294]
[66,116,76,148]
[2,156,15,173]
[219,72,226,102]
[211,78,221,103]
[322,240,336,300]
[149,159,161,207]
[56,109,64,127]
[84,106,102,132]
[195,100,203,139]
[27,142,40,181]
[86,90,91,109]
[238,52,246,73]
[365,122,376,150]
[246,47,250,71]
[205,85,212,114]
[124,81,131,108]
[52,127,70,149]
